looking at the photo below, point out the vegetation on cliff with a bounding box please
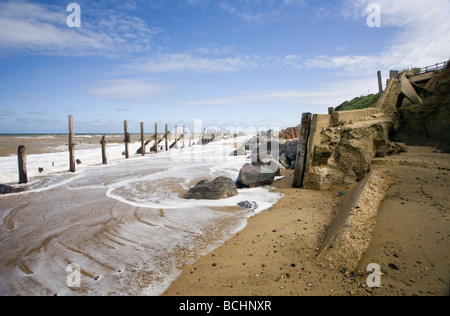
[335,93,380,112]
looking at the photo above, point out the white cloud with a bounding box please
[219,0,307,24]
[124,53,259,74]
[182,0,306,24]
[179,76,378,111]
[0,1,159,56]
[88,79,169,103]
[312,0,450,73]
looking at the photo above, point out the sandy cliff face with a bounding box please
[395,66,450,152]
[299,65,450,190]
[303,115,395,190]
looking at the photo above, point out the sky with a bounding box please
[0,0,449,134]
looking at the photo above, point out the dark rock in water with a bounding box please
[236,160,280,188]
[0,184,24,195]
[237,201,258,210]
[76,159,82,165]
[185,177,238,200]
[38,167,44,173]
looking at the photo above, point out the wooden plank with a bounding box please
[18,145,28,184]
[154,123,158,153]
[101,135,107,165]
[293,113,312,188]
[140,122,145,156]
[173,125,179,149]
[124,120,130,159]
[377,71,383,95]
[165,124,169,151]
[68,115,76,172]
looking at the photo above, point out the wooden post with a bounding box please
[140,122,145,156]
[293,113,312,188]
[174,125,178,149]
[165,124,169,151]
[154,123,158,153]
[124,120,130,159]
[18,145,28,184]
[101,135,107,165]
[68,115,76,173]
[182,126,186,148]
[377,71,383,95]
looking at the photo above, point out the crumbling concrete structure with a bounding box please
[316,169,395,271]
[293,70,407,191]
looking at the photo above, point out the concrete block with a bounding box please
[316,169,395,272]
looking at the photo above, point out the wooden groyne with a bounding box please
[14,117,237,184]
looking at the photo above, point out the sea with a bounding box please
[0,133,283,296]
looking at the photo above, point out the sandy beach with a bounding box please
[164,144,450,296]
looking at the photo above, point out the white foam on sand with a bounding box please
[0,136,283,296]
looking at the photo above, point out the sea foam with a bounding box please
[0,136,283,296]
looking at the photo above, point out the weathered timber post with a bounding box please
[165,124,169,151]
[68,115,76,172]
[18,145,28,184]
[174,125,178,149]
[293,113,312,188]
[377,71,383,95]
[140,122,145,156]
[154,123,158,153]
[182,126,186,148]
[101,135,107,165]
[124,120,130,159]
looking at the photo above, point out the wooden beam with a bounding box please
[124,120,130,159]
[293,113,312,188]
[140,122,145,156]
[68,115,76,172]
[154,123,158,153]
[101,135,107,165]
[165,124,169,151]
[18,145,28,184]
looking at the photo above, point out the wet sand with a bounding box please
[0,136,284,296]
[164,144,450,296]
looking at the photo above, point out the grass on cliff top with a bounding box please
[337,93,381,111]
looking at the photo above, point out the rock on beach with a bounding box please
[0,184,24,195]
[185,177,238,200]
[236,161,280,188]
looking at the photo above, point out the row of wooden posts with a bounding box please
[16,115,231,184]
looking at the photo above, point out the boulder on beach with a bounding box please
[185,177,238,200]
[0,184,24,195]
[236,161,280,188]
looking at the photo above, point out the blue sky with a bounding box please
[0,0,449,133]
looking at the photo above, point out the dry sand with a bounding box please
[164,144,450,296]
